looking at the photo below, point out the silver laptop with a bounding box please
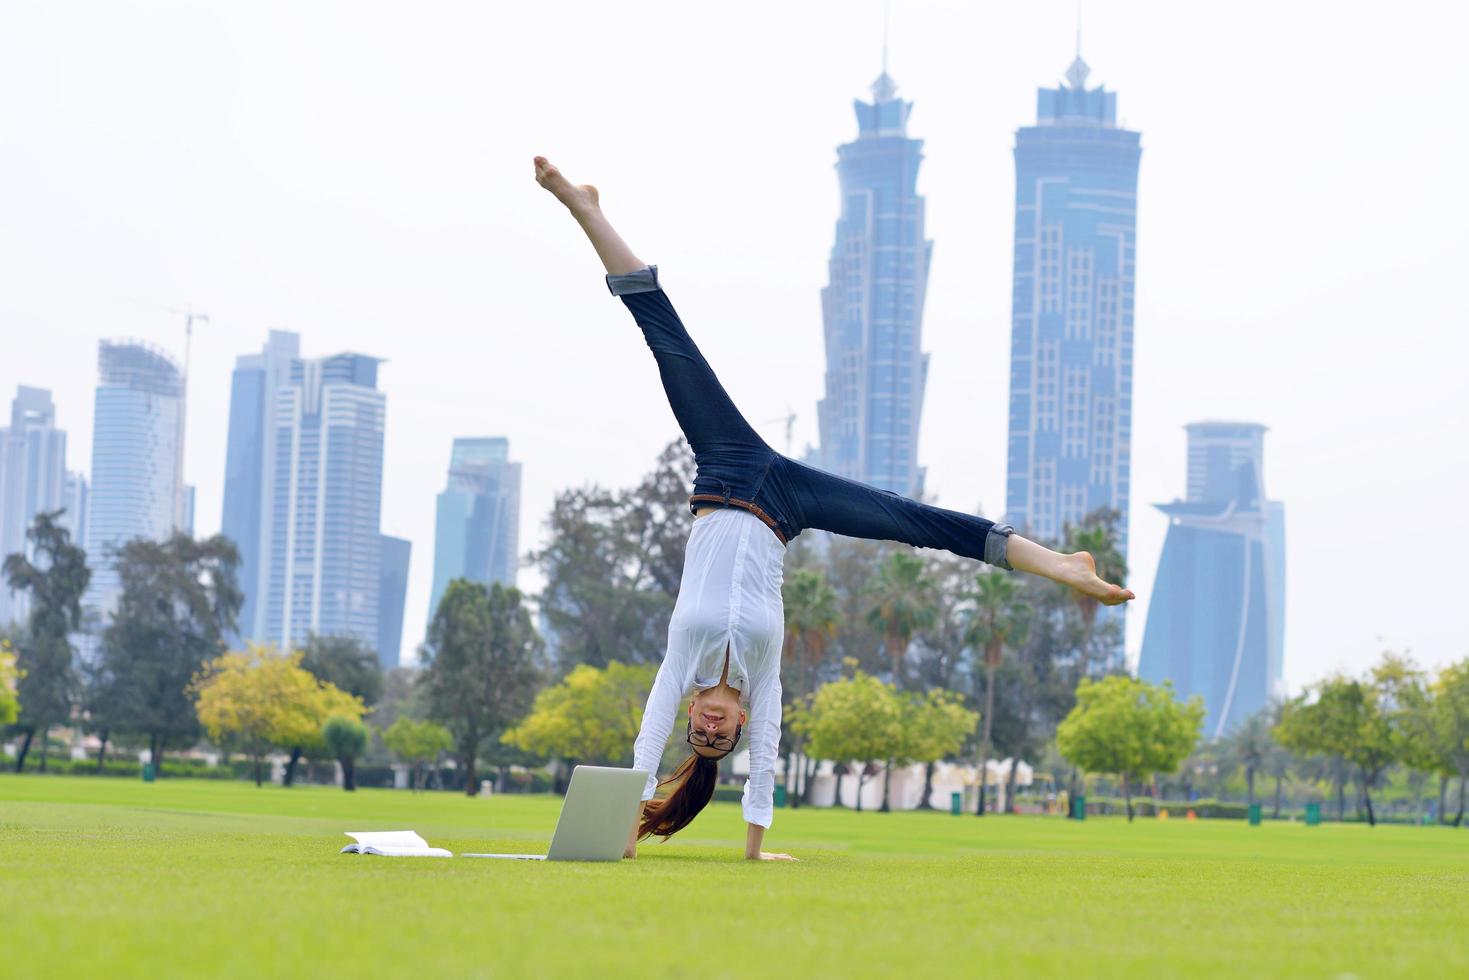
[463,765,649,862]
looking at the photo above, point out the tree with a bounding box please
[1056,676,1204,821]
[988,523,1122,819]
[383,717,453,791]
[963,570,1029,815]
[502,661,657,768]
[1224,709,1278,809]
[192,646,365,786]
[790,668,903,812]
[421,579,545,796]
[1065,512,1128,636]
[864,551,939,686]
[781,567,838,807]
[899,689,980,810]
[1276,657,1410,827]
[1428,659,1469,825]
[533,439,692,671]
[96,533,241,773]
[300,634,384,706]
[285,633,385,785]
[0,640,20,727]
[322,716,369,791]
[3,510,89,772]
[1259,701,1295,819]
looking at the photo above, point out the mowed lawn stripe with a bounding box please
[2,775,1466,979]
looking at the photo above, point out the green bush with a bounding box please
[18,757,236,780]
[712,784,745,804]
[1094,797,1250,820]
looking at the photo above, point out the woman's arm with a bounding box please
[625,657,684,859]
[742,656,797,860]
[745,823,797,861]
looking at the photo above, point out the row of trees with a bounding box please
[1209,654,1469,827]
[0,509,416,784]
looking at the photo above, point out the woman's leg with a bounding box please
[1005,535,1134,605]
[534,156,768,457]
[534,156,644,275]
[776,456,1132,606]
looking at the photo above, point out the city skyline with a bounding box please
[2,1,1464,689]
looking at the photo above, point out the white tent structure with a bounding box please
[730,752,1034,812]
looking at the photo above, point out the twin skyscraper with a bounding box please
[814,52,1283,731]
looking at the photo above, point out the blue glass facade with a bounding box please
[0,387,69,627]
[244,349,388,655]
[377,534,411,669]
[1138,422,1286,736]
[1004,56,1141,554]
[427,437,521,624]
[221,331,300,641]
[82,343,185,625]
[222,334,395,655]
[816,70,932,496]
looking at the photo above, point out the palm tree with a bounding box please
[1066,520,1128,638]
[963,571,1029,816]
[1225,711,1276,809]
[782,568,838,806]
[864,551,939,688]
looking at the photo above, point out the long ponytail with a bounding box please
[638,752,720,840]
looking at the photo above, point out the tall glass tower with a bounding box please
[260,352,387,654]
[377,534,411,669]
[1139,422,1286,737]
[221,330,300,640]
[82,342,185,624]
[1004,54,1141,555]
[428,437,521,624]
[0,387,69,626]
[816,66,932,496]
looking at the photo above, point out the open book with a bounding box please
[340,830,452,857]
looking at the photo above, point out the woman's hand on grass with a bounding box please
[755,851,798,862]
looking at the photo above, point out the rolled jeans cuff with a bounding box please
[984,523,1015,570]
[606,264,660,296]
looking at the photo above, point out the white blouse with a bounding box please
[632,506,787,828]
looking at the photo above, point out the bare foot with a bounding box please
[533,156,599,213]
[1059,551,1135,606]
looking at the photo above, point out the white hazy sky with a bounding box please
[2,1,1466,690]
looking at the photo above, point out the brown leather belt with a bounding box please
[688,494,789,546]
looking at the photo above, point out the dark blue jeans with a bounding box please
[610,266,1013,568]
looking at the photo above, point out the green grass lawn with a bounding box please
[2,774,1466,979]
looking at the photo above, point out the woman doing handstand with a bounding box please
[533,156,1133,862]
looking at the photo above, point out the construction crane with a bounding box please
[120,299,210,531]
[761,409,797,455]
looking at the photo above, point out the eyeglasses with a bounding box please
[686,720,742,754]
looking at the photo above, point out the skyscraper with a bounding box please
[1004,53,1141,552]
[254,351,387,655]
[0,387,69,626]
[377,534,411,669]
[221,330,301,640]
[1139,422,1286,737]
[428,437,521,623]
[82,342,186,624]
[815,65,932,496]
[60,471,88,549]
